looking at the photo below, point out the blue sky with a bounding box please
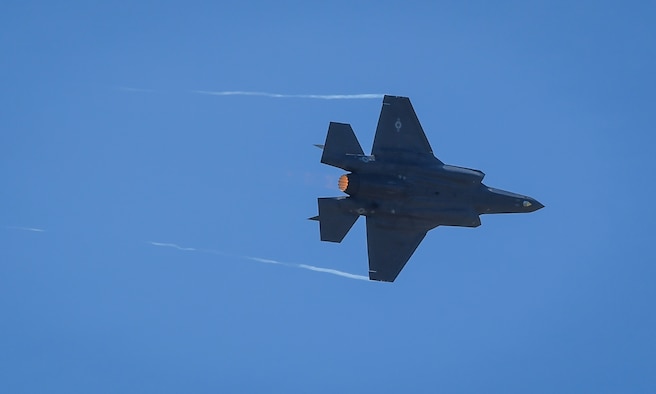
[2,1,655,393]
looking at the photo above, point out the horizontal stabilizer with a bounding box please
[316,197,359,243]
[321,122,364,170]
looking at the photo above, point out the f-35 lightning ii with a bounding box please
[310,95,543,282]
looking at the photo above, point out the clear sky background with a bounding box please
[2,1,655,393]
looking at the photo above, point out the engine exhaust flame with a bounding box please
[338,174,349,192]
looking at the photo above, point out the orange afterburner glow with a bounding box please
[338,174,349,192]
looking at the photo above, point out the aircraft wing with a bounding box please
[372,95,439,161]
[366,216,428,282]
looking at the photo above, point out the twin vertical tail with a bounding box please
[309,198,359,243]
[320,122,364,170]
[309,122,364,242]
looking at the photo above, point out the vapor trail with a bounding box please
[115,86,157,93]
[192,90,384,100]
[247,256,286,265]
[148,241,196,251]
[297,264,369,280]
[245,257,369,280]
[149,241,368,281]
[5,226,45,232]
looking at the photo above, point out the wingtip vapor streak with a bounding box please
[311,95,544,283]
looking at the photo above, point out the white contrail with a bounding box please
[149,241,368,281]
[116,87,382,99]
[298,264,369,280]
[247,256,285,265]
[192,90,384,100]
[149,241,196,251]
[245,257,368,281]
[115,86,156,93]
[5,226,45,232]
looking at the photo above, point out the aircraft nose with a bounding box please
[532,200,545,211]
[522,198,544,212]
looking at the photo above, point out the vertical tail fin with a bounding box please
[320,122,364,170]
[312,197,359,243]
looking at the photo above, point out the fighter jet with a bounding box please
[310,95,543,282]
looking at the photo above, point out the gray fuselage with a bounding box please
[335,152,543,230]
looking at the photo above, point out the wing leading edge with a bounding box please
[366,216,428,282]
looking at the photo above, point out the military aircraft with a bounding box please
[310,95,543,282]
